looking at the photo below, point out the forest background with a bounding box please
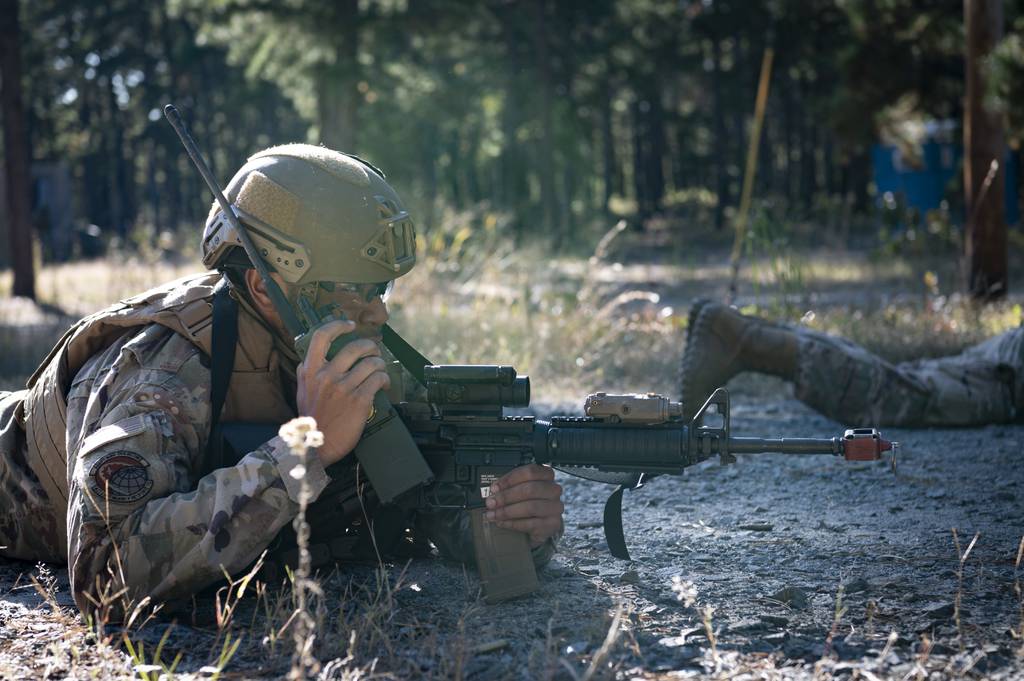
[2,0,1024,276]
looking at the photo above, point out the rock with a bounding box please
[760,614,789,627]
[783,638,824,659]
[727,619,769,634]
[842,577,870,594]
[923,602,957,620]
[564,640,590,655]
[769,586,810,610]
[619,569,640,585]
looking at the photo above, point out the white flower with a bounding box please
[279,416,324,455]
[671,575,698,607]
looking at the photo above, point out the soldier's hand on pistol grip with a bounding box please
[484,464,564,548]
[296,319,391,467]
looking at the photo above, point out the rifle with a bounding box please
[396,363,897,603]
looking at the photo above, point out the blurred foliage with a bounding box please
[989,10,1024,147]
[4,0,1024,264]
[873,195,962,259]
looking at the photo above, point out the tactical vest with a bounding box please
[18,272,296,549]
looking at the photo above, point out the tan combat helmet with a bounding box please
[202,144,416,285]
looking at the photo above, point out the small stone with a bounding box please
[738,522,773,532]
[727,618,768,634]
[923,602,958,620]
[769,586,810,610]
[564,640,590,655]
[619,569,640,585]
[842,577,870,594]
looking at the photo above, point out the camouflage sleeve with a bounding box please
[65,329,329,617]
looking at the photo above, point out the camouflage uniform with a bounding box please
[794,325,1024,427]
[1,274,553,617]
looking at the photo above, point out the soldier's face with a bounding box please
[308,280,391,342]
[321,291,390,342]
[246,270,390,345]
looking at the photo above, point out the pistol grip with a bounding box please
[469,507,539,603]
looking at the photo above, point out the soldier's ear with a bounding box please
[244,269,289,333]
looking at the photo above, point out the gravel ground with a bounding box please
[2,250,1023,679]
[2,375,1021,679]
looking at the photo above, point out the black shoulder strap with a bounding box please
[204,278,239,472]
[382,323,432,387]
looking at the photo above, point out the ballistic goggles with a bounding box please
[316,279,394,303]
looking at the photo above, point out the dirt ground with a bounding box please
[1,376,1021,679]
[1,241,1023,679]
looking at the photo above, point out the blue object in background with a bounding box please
[872,142,1019,225]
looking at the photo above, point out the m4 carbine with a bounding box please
[398,364,897,603]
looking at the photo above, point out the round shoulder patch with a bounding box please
[89,451,154,504]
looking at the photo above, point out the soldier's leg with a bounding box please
[907,327,1024,425]
[794,330,933,425]
[681,302,1023,426]
[797,327,1023,427]
[0,390,64,562]
[681,301,930,425]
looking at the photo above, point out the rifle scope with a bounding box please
[424,365,530,408]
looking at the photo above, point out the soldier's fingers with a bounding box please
[302,320,356,374]
[485,498,563,523]
[323,338,381,375]
[335,356,389,390]
[485,481,562,509]
[351,371,391,403]
[490,464,554,493]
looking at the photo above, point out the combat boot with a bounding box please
[679,301,799,419]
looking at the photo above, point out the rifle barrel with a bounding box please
[727,436,843,456]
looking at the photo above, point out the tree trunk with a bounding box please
[646,88,666,213]
[711,34,729,230]
[529,0,557,235]
[632,99,651,223]
[0,0,36,299]
[316,0,359,151]
[600,78,617,216]
[964,0,1007,300]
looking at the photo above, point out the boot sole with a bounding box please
[679,298,714,410]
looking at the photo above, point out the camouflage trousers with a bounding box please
[794,326,1024,427]
[0,390,63,562]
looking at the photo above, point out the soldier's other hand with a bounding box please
[296,319,390,467]
[484,464,564,548]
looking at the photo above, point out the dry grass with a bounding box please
[2,214,1024,677]
[3,213,1022,398]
